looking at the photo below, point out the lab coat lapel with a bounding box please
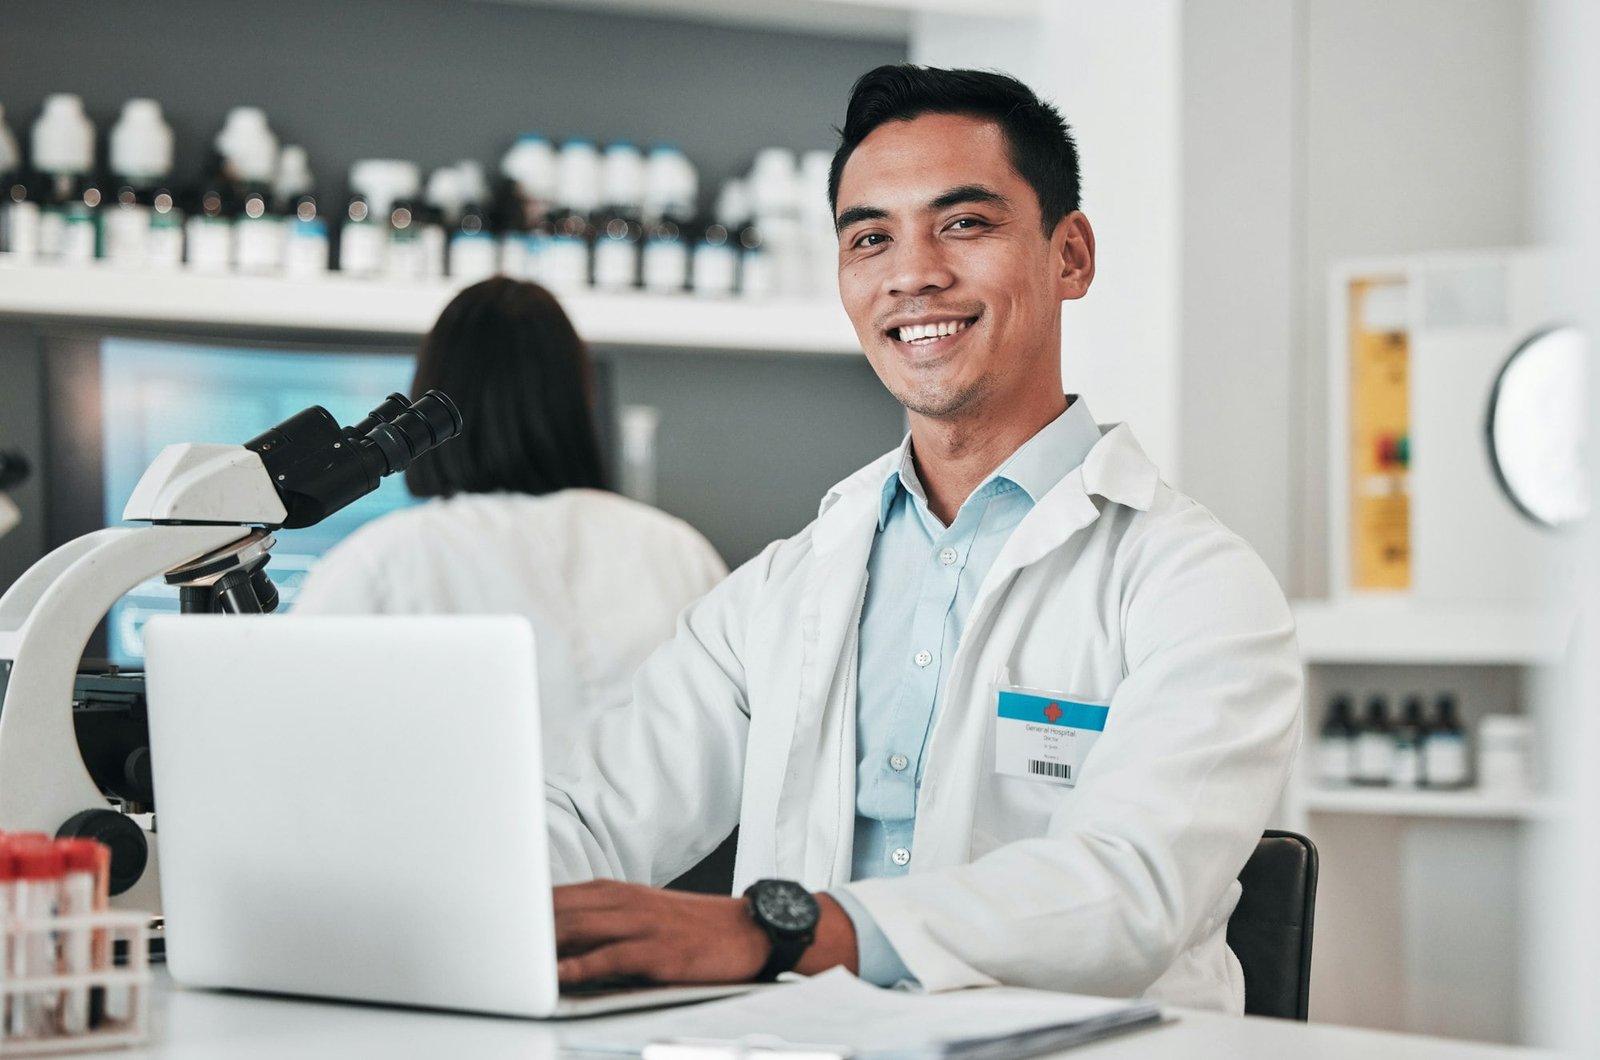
[913,424,1161,870]
[771,457,888,887]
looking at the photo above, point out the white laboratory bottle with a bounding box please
[104,99,175,270]
[31,94,99,263]
[0,103,40,260]
[642,215,690,293]
[184,179,234,274]
[592,208,642,292]
[1478,714,1533,794]
[644,144,697,223]
[690,221,737,297]
[278,148,329,279]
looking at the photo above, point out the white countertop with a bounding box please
[106,969,1544,1060]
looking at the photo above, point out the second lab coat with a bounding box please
[545,422,1303,1011]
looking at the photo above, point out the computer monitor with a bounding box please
[46,334,419,666]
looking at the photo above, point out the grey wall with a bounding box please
[1178,0,1299,586]
[0,0,902,213]
[605,347,906,565]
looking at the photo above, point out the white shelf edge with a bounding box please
[1290,598,1569,665]
[1302,786,1549,821]
[0,262,863,355]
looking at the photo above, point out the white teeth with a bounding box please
[895,319,972,342]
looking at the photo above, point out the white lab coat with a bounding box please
[293,489,728,765]
[545,423,1303,1011]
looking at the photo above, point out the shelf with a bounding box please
[1291,599,1569,665]
[1302,786,1548,821]
[0,262,863,355]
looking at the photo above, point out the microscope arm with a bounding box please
[0,523,247,832]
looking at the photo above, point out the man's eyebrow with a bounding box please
[834,204,887,232]
[929,184,1010,211]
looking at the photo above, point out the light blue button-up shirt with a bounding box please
[829,397,1102,986]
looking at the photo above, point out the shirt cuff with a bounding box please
[827,888,919,989]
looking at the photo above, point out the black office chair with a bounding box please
[1226,829,1318,1020]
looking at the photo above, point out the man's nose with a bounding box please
[886,235,955,297]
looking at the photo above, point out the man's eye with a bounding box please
[852,232,888,248]
[949,217,988,231]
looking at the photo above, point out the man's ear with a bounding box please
[1053,211,1095,301]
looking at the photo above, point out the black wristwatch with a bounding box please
[743,878,820,981]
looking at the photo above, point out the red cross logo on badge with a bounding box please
[1043,702,1064,724]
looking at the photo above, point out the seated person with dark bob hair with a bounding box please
[296,277,727,765]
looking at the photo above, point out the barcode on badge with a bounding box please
[1028,759,1072,780]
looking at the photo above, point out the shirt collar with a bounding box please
[875,396,1100,530]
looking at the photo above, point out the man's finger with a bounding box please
[557,939,661,985]
[554,907,647,954]
[551,879,639,914]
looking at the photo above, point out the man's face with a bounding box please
[834,112,1093,423]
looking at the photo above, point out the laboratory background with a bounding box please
[0,0,1596,1055]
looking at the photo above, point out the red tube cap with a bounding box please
[13,841,65,881]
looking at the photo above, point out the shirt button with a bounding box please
[889,753,909,772]
[891,847,911,867]
[938,547,959,566]
[914,649,933,668]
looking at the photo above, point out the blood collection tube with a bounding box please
[0,841,16,1039]
[55,839,101,1034]
[12,841,64,1039]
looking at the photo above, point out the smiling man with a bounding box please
[545,65,1302,1011]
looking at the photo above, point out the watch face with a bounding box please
[752,880,819,934]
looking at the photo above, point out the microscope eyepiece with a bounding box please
[245,390,464,529]
[356,390,464,475]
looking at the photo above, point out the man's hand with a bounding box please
[553,880,859,985]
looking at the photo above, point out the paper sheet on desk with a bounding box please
[563,968,1162,1059]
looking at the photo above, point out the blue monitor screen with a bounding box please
[100,337,418,664]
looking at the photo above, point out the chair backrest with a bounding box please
[1226,829,1318,1020]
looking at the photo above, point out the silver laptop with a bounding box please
[144,614,751,1018]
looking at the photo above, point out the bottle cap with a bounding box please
[749,147,798,218]
[215,106,280,184]
[424,165,465,224]
[557,140,601,213]
[715,179,750,227]
[31,93,95,175]
[274,145,314,200]
[55,838,105,874]
[601,142,645,210]
[645,145,697,219]
[348,159,421,217]
[13,840,65,881]
[0,843,16,882]
[455,160,489,207]
[109,98,174,181]
[502,136,557,199]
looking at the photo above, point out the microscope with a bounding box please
[0,391,462,910]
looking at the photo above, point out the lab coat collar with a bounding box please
[868,396,1103,532]
[815,403,1160,558]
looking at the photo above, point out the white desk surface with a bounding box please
[109,969,1544,1060]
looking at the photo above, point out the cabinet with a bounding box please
[1282,599,1560,1044]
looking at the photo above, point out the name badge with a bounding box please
[995,687,1109,787]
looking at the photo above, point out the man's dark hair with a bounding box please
[828,64,1080,236]
[405,277,608,498]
